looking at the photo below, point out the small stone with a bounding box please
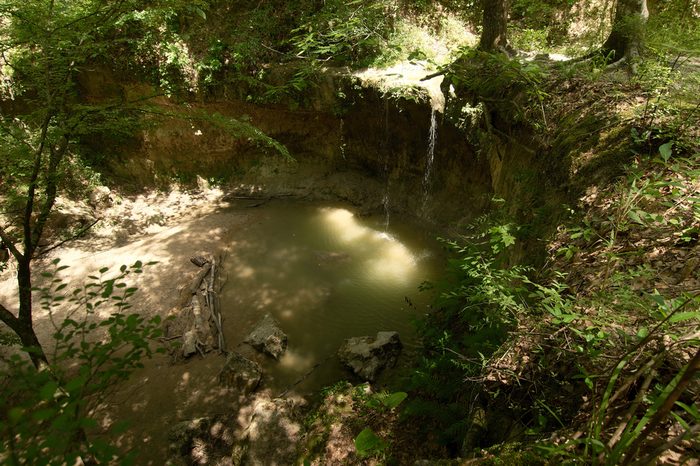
[218,352,262,395]
[88,186,112,208]
[245,313,288,360]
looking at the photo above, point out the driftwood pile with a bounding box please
[164,254,227,360]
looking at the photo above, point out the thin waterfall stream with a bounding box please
[421,108,438,215]
[382,98,391,230]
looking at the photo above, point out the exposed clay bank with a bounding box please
[89,70,496,230]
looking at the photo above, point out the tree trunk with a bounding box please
[479,0,510,53]
[602,0,649,62]
[16,257,49,368]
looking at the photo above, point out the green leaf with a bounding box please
[8,407,24,423]
[381,391,408,409]
[628,210,644,225]
[668,312,700,323]
[101,280,114,298]
[194,6,206,20]
[64,376,86,393]
[354,427,386,457]
[32,408,56,422]
[637,327,649,339]
[659,142,673,162]
[39,381,59,401]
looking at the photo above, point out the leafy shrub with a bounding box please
[289,0,392,67]
[0,260,163,464]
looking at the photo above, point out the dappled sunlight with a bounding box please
[366,234,418,285]
[319,207,371,243]
[278,349,316,373]
[215,202,442,400]
[318,207,418,284]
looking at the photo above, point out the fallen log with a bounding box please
[208,256,227,353]
[189,262,212,295]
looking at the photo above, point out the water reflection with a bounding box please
[318,207,418,284]
[220,203,442,394]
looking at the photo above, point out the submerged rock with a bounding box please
[314,250,351,265]
[244,313,288,360]
[219,352,262,395]
[338,331,402,381]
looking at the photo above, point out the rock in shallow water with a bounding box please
[219,352,262,395]
[338,331,402,382]
[244,313,288,360]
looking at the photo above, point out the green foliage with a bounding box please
[289,0,392,67]
[0,260,163,464]
[510,0,574,29]
[350,388,407,460]
[538,125,700,462]
[379,391,408,410]
[403,205,534,450]
[371,13,477,68]
[110,0,211,95]
[0,329,20,347]
[444,50,548,130]
[354,427,387,458]
[509,28,550,53]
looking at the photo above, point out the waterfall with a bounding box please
[382,99,391,230]
[382,193,390,231]
[339,118,346,159]
[421,109,438,216]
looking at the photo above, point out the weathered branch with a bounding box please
[189,262,212,295]
[0,224,23,262]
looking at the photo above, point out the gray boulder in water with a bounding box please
[218,352,262,394]
[245,313,288,360]
[338,331,402,382]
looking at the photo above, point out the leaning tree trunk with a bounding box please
[479,0,510,53]
[602,0,649,63]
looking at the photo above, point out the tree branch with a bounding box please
[31,136,68,249]
[0,225,23,262]
[35,217,101,258]
[23,113,52,259]
[0,301,19,329]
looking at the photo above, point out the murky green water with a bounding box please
[220,201,443,394]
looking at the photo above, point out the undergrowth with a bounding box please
[402,90,699,462]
